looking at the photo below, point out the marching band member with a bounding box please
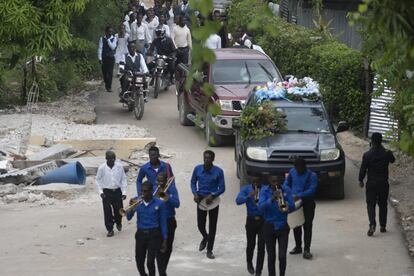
[236,173,266,276]
[155,172,180,276]
[96,150,127,237]
[136,146,174,195]
[259,174,295,276]
[284,158,318,259]
[191,150,225,259]
[127,181,168,276]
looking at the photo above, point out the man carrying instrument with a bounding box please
[96,150,127,237]
[236,172,265,276]
[259,174,295,276]
[285,158,318,259]
[127,181,168,276]
[155,172,180,276]
[137,146,174,195]
[191,150,225,259]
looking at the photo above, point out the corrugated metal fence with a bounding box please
[368,78,398,141]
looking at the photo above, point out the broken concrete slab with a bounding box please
[27,144,77,161]
[61,157,130,175]
[0,160,12,174]
[24,183,86,200]
[0,161,58,184]
[57,138,156,159]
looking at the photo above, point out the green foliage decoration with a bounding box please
[240,101,287,141]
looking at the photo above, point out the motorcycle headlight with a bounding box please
[246,147,268,161]
[219,100,233,111]
[320,148,340,161]
[156,59,166,67]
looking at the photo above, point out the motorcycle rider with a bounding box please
[119,43,149,102]
[147,25,177,83]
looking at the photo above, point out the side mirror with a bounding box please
[284,75,293,82]
[336,121,349,133]
[232,118,241,130]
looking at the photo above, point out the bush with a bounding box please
[228,0,367,129]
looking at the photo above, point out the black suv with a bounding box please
[233,93,349,199]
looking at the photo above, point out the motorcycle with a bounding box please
[119,67,148,120]
[150,54,174,99]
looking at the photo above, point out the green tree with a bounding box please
[350,0,414,155]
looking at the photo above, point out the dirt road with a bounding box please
[0,85,413,275]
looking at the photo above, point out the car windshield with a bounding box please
[212,60,280,85]
[277,106,330,133]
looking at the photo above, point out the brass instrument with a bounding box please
[119,197,141,216]
[155,176,175,201]
[274,185,288,212]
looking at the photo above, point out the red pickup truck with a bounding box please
[175,48,282,146]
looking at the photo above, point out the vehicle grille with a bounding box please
[269,150,319,163]
[232,100,244,111]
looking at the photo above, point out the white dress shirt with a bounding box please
[130,21,151,43]
[96,161,127,195]
[125,53,149,73]
[144,16,160,42]
[97,35,117,60]
[205,34,222,50]
[172,25,192,48]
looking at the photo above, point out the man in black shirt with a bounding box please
[359,132,395,236]
[147,26,176,82]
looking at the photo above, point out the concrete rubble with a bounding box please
[0,89,158,205]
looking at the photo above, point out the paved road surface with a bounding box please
[0,84,413,276]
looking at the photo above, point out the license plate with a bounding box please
[135,77,143,83]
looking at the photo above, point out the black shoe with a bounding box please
[380,226,387,233]
[255,273,261,276]
[206,251,215,259]
[303,251,313,260]
[107,230,114,237]
[106,88,112,92]
[199,237,208,251]
[289,247,302,255]
[367,225,376,236]
[247,262,254,274]
[116,224,122,232]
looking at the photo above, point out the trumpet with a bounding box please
[119,197,141,216]
[155,176,175,201]
[274,185,288,213]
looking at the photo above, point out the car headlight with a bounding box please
[246,147,268,161]
[320,148,340,161]
[219,100,233,111]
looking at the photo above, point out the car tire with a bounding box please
[178,92,194,126]
[206,113,223,147]
[330,177,345,199]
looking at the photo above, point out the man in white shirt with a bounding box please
[96,150,128,237]
[172,15,192,65]
[98,26,118,92]
[119,43,149,99]
[205,33,221,50]
[130,13,151,54]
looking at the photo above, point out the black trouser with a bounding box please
[245,216,265,274]
[157,217,177,276]
[135,228,162,276]
[293,198,315,252]
[102,188,123,232]
[264,222,290,276]
[366,184,389,228]
[197,205,219,252]
[176,47,189,66]
[102,56,115,90]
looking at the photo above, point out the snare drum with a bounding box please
[288,199,305,229]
